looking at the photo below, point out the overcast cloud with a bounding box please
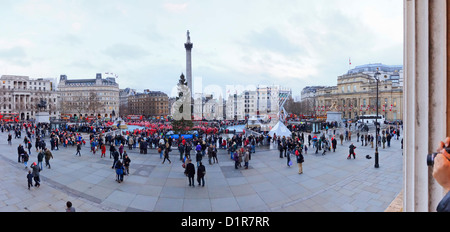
[0,0,403,97]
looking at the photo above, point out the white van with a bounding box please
[357,115,385,125]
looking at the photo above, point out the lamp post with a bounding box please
[374,68,380,168]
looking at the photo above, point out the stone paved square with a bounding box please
[0,131,403,212]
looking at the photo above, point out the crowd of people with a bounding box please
[1,118,409,209]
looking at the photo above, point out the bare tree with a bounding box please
[87,91,105,118]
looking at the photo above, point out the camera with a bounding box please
[427,147,450,166]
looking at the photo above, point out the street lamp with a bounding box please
[374,68,380,168]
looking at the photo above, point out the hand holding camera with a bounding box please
[431,137,450,194]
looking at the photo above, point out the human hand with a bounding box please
[433,137,450,193]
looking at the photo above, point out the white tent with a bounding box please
[268,121,292,138]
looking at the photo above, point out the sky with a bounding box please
[0,0,403,98]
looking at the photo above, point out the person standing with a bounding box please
[197,162,206,187]
[332,137,337,152]
[37,150,44,171]
[101,143,106,158]
[244,147,250,169]
[65,201,76,212]
[211,145,218,164]
[387,133,392,147]
[123,153,131,175]
[295,146,304,174]
[347,143,356,159]
[17,144,25,163]
[109,144,115,159]
[115,160,124,183]
[178,142,185,161]
[278,139,283,158]
[185,159,196,187]
[195,149,202,167]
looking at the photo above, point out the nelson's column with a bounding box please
[185,30,193,95]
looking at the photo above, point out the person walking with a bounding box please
[30,162,40,187]
[7,133,12,145]
[162,143,172,164]
[185,159,196,187]
[347,143,356,159]
[197,161,206,187]
[23,151,29,169]
[27,141,32,155]
[90,139,96,155]
[37,149,44,170]
[119,143,124,159]
[44,148,53,169]
[75,142,81,156]
[111,150,119,169]
[27,170,33,190]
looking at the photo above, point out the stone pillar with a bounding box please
[403,0,449,212]
[185,30,193,95]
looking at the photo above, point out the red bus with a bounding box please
[0,113,19,122]
[127,115,143,120]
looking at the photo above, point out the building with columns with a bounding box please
[403,0,450,212]
[57,73,119,120]
[303,63,403,121]
[0,75,59,121]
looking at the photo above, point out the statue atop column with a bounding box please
[187,30,191,43]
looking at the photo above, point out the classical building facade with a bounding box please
[57,73,119,120]
[304,63,403,121]
[0,75,59,121]
[128,90,169,118]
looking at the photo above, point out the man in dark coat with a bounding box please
[347,143,356,159]
[185,159,196,187]
[332,137,337,152]
[17,144,25,163]
[197,162,206,187]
